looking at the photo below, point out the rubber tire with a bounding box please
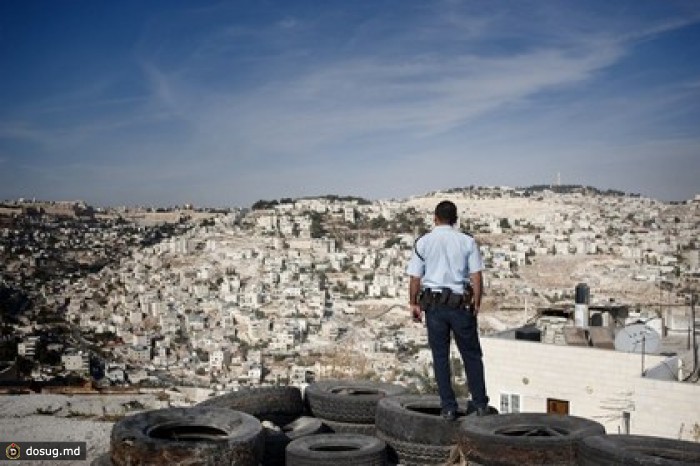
[457,413,606,466]
[374,395,472,465]
[110,406,263,466]
[578,434,700,465]
[199,386,304,425]
[376,430,454,466]
[375,394,472,446]
[286,433,387,466]
[318,417,376,436]
[263,417,324,466]
[305,380,407,424]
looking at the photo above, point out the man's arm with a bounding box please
[469,271,483,316]
[409,275,423,322]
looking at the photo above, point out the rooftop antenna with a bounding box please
[692,294,698,377]
[614,323,661,376]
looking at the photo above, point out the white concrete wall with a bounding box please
[481,337,700,441]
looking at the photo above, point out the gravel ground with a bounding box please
[0,415,113,465]
[0,394,165,465]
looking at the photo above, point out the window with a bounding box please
[500,393,521,413]
[511,393,520,412]
[547,398,570,415]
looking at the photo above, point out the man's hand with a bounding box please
[410,304,423,323]
[470,303,480,317]
[408,276,423,323]
[469,271,483,318]
[468,293,480,317]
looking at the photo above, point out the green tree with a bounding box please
[384,237,402,248]
[252,199,278,210]
[310,213,326,238]
[370,216,388,230]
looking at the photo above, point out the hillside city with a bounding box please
[1,185,699,400]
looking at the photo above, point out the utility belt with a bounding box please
[419,286,473,310]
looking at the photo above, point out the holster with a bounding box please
[420,286,473,310]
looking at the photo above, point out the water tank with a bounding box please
[574,304,590,327]
[575,283,590,305]
[574,283,590,327]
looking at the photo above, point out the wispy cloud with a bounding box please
[620,13,700,43]
[153,39,625,163]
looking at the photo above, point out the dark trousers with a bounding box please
[425,304,489,411]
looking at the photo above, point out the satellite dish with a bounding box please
[614,323,661,354]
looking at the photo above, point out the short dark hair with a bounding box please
[434,201,458,225]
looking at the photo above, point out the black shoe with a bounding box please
[441,409,457,421]
[476,406,493,417]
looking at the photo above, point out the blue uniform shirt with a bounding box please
[406,225,484,294]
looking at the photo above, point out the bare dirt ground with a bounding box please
[0,394,162,465]
[521,255,661,303]
[405,194,580,219]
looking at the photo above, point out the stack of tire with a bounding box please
[305,379,407,436]
[197,386,323,466]
[93,382,395,466]
[92,383,700,465]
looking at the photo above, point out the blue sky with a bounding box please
[1,0,699,207]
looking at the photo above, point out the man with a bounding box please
[406,200,490,420]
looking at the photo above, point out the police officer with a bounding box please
[406,200,490,420]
